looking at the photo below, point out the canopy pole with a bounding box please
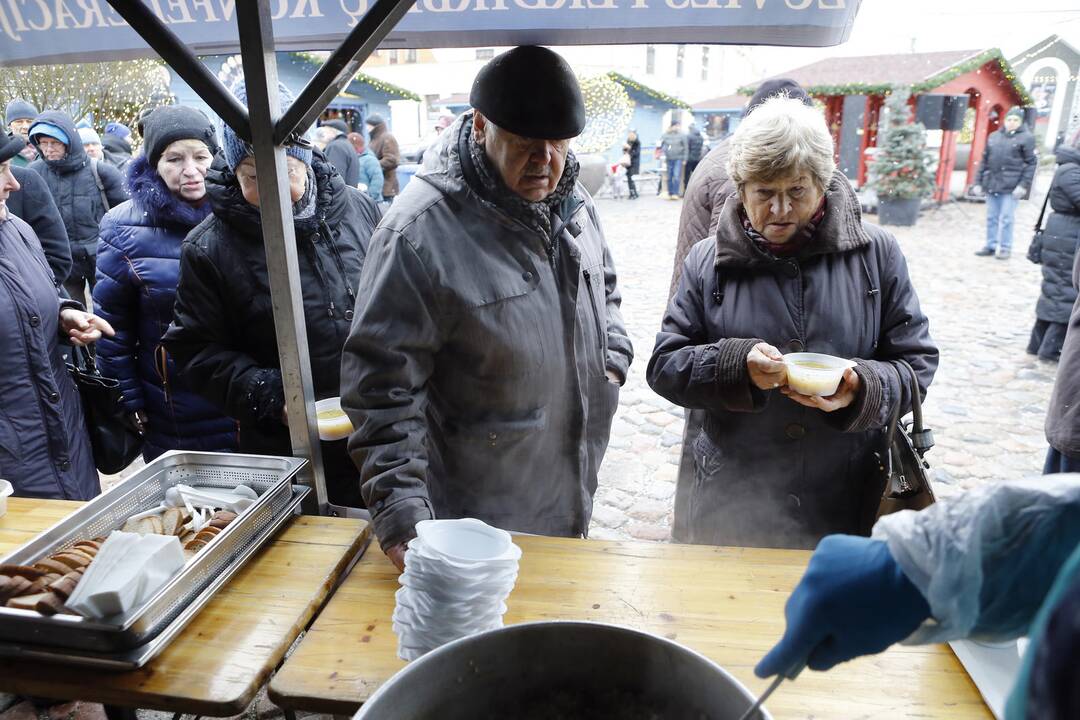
[234,0,329,515]
[108,0,250,140]
[274,0,417,144]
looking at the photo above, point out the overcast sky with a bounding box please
[746,0,1080,78]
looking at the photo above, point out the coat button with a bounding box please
[345,309,354,321]
[48,391,60,403]
[784,262,799,278]
[787,339,804,353]
[522,271,533,282]
[29,315,40,327]
[785,423,806,440]
[58,460,71,472]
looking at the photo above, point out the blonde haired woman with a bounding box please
[647,96,939,549]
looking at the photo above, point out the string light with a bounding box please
[606,71,690,109]
[0,60,172,146]
[572,73,634,155]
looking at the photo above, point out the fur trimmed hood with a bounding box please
[126,153,212,229]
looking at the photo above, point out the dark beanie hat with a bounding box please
[746,78,812,117]
[1006,106,1025,120]
[470,46,586,140]
[323,119,349,135]
[143,105,220,167]
[5,99,38,125]
[0,132,26,163]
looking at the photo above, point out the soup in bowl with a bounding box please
[783,352,857,397]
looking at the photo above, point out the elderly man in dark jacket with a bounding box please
[365,114,400,201]
[974,107,1037,260]
[684,123,704,184]
[315,120,360,188]
[29,110,127,302]
[1027,142,1080,361]
[649,96,938,549]
[5,156,71,285]
[342,46,633,571]
[164,81,382,507]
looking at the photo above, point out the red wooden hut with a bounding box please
[743,49,1032,200]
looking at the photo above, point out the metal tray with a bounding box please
[0,451,306,652]
[0,484,310,670]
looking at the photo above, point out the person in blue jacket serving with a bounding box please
[756,475,1080,718]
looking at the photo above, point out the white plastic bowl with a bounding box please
[784,352,857,397]
[315,397,353,442]
[0,479,11,519]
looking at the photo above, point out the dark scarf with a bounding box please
[740,197,827,257]
[466,130,579,240]
[126,154,213,229]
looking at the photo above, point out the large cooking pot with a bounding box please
[353,621,773,720]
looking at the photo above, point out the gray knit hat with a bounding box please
[221,80,313,171]
[5,99,38,125]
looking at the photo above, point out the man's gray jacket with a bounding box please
[341,114,633,551]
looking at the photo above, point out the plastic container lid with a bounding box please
[415,519,513,563]
[314,397,353,442]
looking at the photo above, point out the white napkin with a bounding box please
[65,531,185,619]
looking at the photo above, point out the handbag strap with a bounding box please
[880,359,924,462]
[1034,187,1051,233]
[68,343,99,375]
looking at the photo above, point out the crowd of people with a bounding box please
[2,44,1080,715]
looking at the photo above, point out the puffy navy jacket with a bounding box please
[93,155,238,460]
[1030,146,1080,324]
[29,110,127,255]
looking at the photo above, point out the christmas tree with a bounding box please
[868,87,935,200]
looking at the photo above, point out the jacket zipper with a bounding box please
[582,269,605,356]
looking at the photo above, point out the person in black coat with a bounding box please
[974,107,1037,260]
[163,81,382,507]
[1027,142,1080,361]
[684,122,704,185]
[4,149,71,285]
[315,120,360,189]
[28,110,127,301]
[625,129,641,199]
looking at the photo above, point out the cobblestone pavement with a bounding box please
[590,176,1055,542]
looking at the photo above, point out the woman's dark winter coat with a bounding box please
[1029,146,1080,324]
[647,171,938,549]
[627,137,641,175]
[978,125,1037,194]
[0,214,98,499]
[93,154,239,461]
[163,154,381,505]
[7,165,71,286]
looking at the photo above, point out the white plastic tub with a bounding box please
[315,397,353,442]
[784,352,857,397]
[0,479,11,519]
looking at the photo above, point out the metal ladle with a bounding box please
[736,662,805,720]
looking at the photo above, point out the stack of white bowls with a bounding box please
[393,518,521,661]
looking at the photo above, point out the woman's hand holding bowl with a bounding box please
[747,342,787,390]
[781,367,860,412]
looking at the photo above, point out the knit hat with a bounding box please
[747,78,812,116]
[1006,106,1025,120]
[322,119,349,135]
[78,127,102,146]
[142,105,219,167]
[0,132,26,163]
[221,80,313,171]
[469,46,585,140]
[28,121,69,146]
[5,99,37,125]
[104,121,132,139]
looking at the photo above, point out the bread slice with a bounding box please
[34,593,67,616]
[51,553,90,571]
[162,508,184,536]
[6,592,50,610]
[121,518,142,533]
[72,540,102,554]
[183,539,208,553]
[0,564,44,580]
[209,511,238,529]
[33,558,72,576]
[47,573,81,600]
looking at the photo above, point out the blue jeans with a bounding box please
[666,159,684,197]
[985,192,1018,253]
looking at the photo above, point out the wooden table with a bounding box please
[270,535,993,719]
[0,497,370,716]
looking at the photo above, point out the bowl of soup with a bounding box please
[315,397,354,441]
[783,352,857,397]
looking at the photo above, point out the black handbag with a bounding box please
[861,359,936,532]
[1027,188,1052,264]
[66,344,144,474]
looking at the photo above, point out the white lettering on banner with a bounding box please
[189,0,219,21]
[4,0,30,33]
[215,0,235,22]
[472,0,509,10]
[163,0,196,23]
[272,0,288,19]
[101,0,127,26]
[291,0,323,17]
[784,0,812,8]
[423,0,472,12]
[73,0,110,28]
[54,0,83,29]
[567,0,618,9]
[28,0,50,30]
[817,0,843,8]
[338,0,366,25]
[513,0,565,9]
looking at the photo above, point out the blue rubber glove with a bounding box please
[755,535,932,678]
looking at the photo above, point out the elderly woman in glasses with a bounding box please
[163,82,382,507]
[647,96,939,549]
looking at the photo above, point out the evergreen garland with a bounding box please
[867,87,936,200]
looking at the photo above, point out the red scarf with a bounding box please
[741,198,827,257]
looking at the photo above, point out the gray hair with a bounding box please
[727,95,835,191]
[314,126,341,144]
